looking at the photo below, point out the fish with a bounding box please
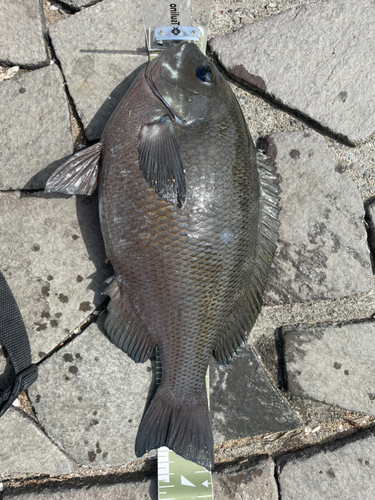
[45,41,279,471]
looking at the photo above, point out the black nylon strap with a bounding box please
[0,271,38,417]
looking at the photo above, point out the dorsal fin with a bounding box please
[213,152,280,365]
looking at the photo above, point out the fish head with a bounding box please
[146,41,228,124]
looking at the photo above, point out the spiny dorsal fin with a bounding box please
[138,115,186,208]
[213,151,280,365]
[45,143,101,195]
[103,277,156,363]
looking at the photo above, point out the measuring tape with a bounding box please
[155,351,214,499]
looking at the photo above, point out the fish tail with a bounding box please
[135,386,214,470]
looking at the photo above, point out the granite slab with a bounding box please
[0,190,111,364]
[263,131,372,305]
[282,320,375,415]
[0,407,77,479]
[0,65,72,190]
[0,0,49,68]
[49,0,147,140]
[277,430,375,500]
[210,0,375,145]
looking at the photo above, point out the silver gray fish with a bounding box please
[45,41,279,470]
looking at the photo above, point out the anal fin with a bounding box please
[104,277,156,363]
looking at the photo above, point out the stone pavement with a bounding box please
[1,0,375,498]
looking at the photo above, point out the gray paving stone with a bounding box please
[209,0,375,146]
[0,191,112,364]
[0,407,77,479]
[3,480,152,499]
[210,343,300,443]
[277,430,375,500]
[49,0,147,140]
[213,456,278,499]
[0,0,49,68]
[28,319,152,468]
[282,320,375,415]
[263,131,372,306]
[0,65,72,190]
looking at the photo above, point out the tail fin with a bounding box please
[135,386,214,470]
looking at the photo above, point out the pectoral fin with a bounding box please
[138,115,186,208]
[45,143,101,195]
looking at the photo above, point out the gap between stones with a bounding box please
[2,456,156,497]
[274,460,282,500]
[43,23,88,151]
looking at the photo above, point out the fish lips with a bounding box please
[146,41,215,124]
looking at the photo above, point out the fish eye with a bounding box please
[196,65,214,83]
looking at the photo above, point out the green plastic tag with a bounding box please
[158,447,213,499]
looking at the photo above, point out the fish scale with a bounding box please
[44,41,279,470]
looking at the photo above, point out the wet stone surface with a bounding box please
[0,0,49,68]
[277,430,375,500]
[210,0,375,146]
[49,0,147,140]
[282,320,375,415]
[0,407,77,479]
[28,319,153,467]
[210,342,300,442]
[263,130,372,305]
[0,190,111,363]
[0,65,72,190]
